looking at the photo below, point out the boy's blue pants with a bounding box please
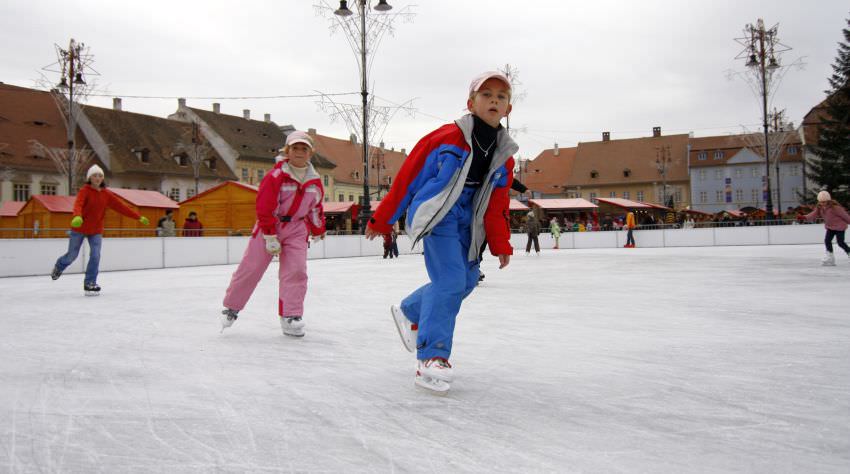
[401,187,480,360]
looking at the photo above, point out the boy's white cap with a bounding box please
[284,130,313,150]
[86,164,104,179]
[817,190,831,202]
[469,71,511,95]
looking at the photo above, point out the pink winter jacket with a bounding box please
[804,202,850,231]
[254,160,325,238]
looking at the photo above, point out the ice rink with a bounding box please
[1,244,848,473]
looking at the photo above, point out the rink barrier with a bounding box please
[0,225,825,278]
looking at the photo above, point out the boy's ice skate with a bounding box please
[83,282,100,296]
[220,308,238,333]
[822,252,836,266]
[281,316,305,337]
[51,266,62,280]
[415,358,452,395]
[390,305,417,353]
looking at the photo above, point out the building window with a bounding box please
[790,166,799,176]
[257,169,264,181]
[169,188,180,201]
[635,191,643,201]
[791,187,799,198]
[697,151,707,161]
[186,188,196,199]
[590,170,599,179]
[175,154,188,167]
[716,191,723,203]
[40,183,57,195]
[609,191,616,198]
[349,194,354,201]
[700,191,707,203]
[715,170,723,179]
[751,189,758,202]
[134,148,150,163]
[338,194,344,201]
[698,169,706,181]
[713,150,725,160]
[387,177,392,185]
[323,175,329,186]
[787,145,798,155]
[206,157,217,170]
[735,189,743,202]
[623,168,631,177]
[13,183,31,201]
[324,196,329,202]
[241,168,248,180]
[735,168,742,178]
[622,191,630,199]
[674,190,682,203]
[751,167,758,177]
[589,192,597,202]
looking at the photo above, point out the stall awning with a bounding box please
[638,201,671,211]
[509,199,529,211]
[0,201,25,217]
[529,198,598,210]
[324,201,357,214]
[109,188,179,209]
[594,197,652,209]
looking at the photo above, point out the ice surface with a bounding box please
[0,245,848,473]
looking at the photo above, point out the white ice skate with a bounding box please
[417,357,453,382]
[281,316,305,337]
[220,309,238,333]
[390,305,417,353]
[822,252,836,266]
[84,282,101,296]
[415,371,450,395]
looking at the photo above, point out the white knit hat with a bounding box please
[817,190,831,202]
[86,164,104,179]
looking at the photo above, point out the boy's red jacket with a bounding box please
[72,185,140,235]
[368,115,517,260]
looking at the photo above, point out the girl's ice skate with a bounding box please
[220,309,238,333]
[390,305,417,352]
[417,357,453,382]
[84,282,101,296]
[281,316,305,337]
[415,370,450,395]
[822,252,836,266]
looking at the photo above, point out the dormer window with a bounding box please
[787,145,798,155]
[236,128,243,133]
[623,168,631,178]
[134,148,150,164]
[206,157,217,170]
[697,151,707,161]
[174,153,188,167]
[590,170,599,179]
[713,150,725,160]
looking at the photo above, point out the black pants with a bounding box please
[825,229,849,253]
[526,234,540,253]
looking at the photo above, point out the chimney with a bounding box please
[602,131,610,142]
[178,97,186,108]
[401,148,406,155]
[308,128,316,135]
[350,133,357,144]
[553,142,559,156]
[653,126,661,137]
[213,103,221,114]
[112,98,122,111]
[379,141,385,150]
[264,113,271,123]
[243,109,250,120]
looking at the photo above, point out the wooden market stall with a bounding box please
[177,181,258,236]
[17,195,75,238]
[594,197,655,228]
[107,188,179,237]
[528,198,598,229]
[324,201,357,234]
[0,201,26,238]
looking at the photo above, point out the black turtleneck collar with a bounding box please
[472,114,500,144]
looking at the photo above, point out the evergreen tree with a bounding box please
[808,14,850,206]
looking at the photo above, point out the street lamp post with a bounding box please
[335,0,392,232]
[55,39,87,195]
[655,145,671,207]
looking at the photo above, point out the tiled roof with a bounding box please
[570,134,691,186]
[309,132,406,187]
[0,201,25,216]
[529,198,597,210]
[0,83,97,174]
[187,107,284,163]
[81,105,236,180]
[688,132,802,167]
[179,180,258,205]
[509,199,529,211]
[109,188,179,209]
[324,201,357,214]
[595,197,652,209]
[802,98,829,146]
[31,194,75,213]
[521,147,577,193]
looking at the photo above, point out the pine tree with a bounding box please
[808,15,850,206]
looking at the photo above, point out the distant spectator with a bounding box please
[525,211,540,254]
[156,210,177,237]
[549,217,561,249]
[182,212,204,237]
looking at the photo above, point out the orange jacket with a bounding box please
[626,212,636,229]
[72,185,140,235]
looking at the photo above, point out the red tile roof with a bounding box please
[31,195,75,213]
[529,198,598,210]
[108,188,179,209]
[310,132,407,187]
[570,134,690,186]
[595,197,652,209]
[0,201,25,217]
[324,201,357,214]
[521,147,577,193]
[509,199,529,211]
[688,132,801,167]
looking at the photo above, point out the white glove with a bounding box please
[263,234,281,256]
[311,233,326,242]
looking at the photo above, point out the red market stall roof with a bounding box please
[0,201,25,217]
[324,201,357,214]
[529,198,598,210]
[683,208,712,216]
[638,201,671,211]
[594,197,652,209]
[109,188,179,209]
[718,209,746,218]
[509,199,529,211]
[31,195,75,213]
[179,181,258,205]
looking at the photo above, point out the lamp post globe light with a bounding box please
[334,0,392,233]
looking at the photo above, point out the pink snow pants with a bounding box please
[223,224,309,317]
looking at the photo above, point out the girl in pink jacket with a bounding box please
[805,190,850,266]
[221,131,326,336]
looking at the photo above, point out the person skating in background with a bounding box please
[479,177,528,282]
[182,211,204,237]
[220,131,326,336]
[525,211,540,254]
[550,216,561,249]
[624,211,636,248]
[382,231,395,259]
[51,164,150,295]
[805,190,850,266]
[156,209,177,237]
[365,71,517,394]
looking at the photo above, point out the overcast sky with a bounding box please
[2,0,847,160]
